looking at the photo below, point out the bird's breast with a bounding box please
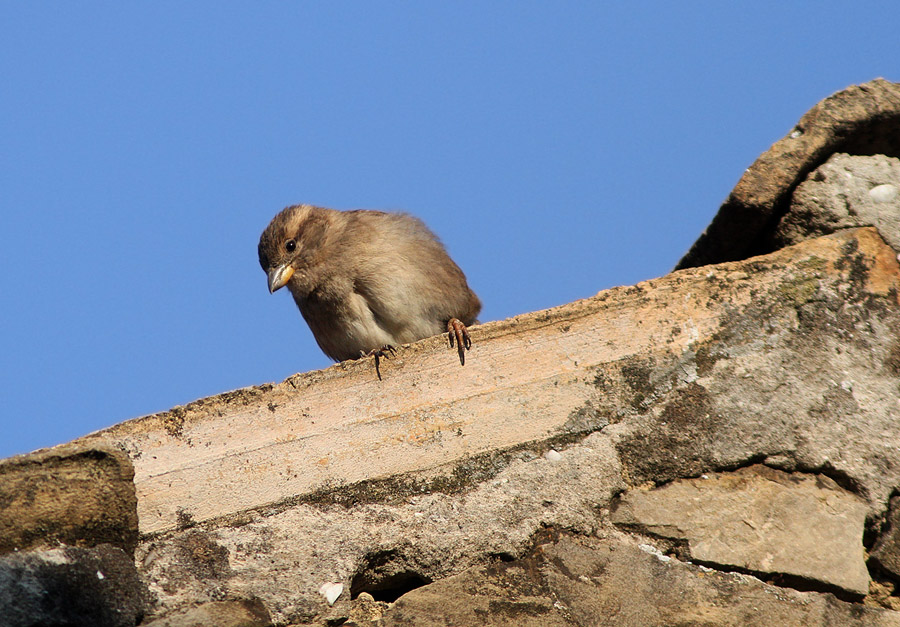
[296,290,401,362]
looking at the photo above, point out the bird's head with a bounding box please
[258,204,330,294]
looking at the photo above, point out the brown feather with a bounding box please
[258,205,481,363]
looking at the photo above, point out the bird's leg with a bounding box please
[446,318,472,366]
[360,345,397,381]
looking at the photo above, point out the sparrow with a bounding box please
[258,204,481,379]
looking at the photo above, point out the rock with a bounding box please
[872,496,900,581]
[108,227,900,623]
[544,449,562,462]
[0,544,145,627]
[381,532,900,627]
[677,78,900,269]
[319,581,343,605]
[610,465,870,596]
[135,432,624,623]
[774,153,900,252]
[0,443,139,555]
[139,598,272,627]
[610,228,900,514]
[345,592,388,625]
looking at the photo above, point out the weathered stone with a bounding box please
[0,544,145,627]
[610,465,870,596]
[345,592,388,625]
[872,496,900,581]
[610,228,900,510]
[0,443,139,555]
[139,598,272,627]
[775,153,900,252]
[604,231,900,502]
[677,78,900,269]
[136,432,624,623]
[381,532,900,627]
[870,580,900,613]
[46,227,900,623]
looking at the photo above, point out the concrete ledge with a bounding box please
[71,227,900,537]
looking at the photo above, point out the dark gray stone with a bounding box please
[0,544,145,627]
[873,496,900,581]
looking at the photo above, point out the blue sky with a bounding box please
[1,4,897,459]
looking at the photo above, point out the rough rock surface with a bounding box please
[775,153,900,251]
[608,227,900,511]
[138,598,271,627]
[609,465,870,596]
[677,78,900,269]
[107,226,900,624]
[0,544,145,627]
[5,80,900,626]
[0,442,139,555]
[873,496,900,582]
[381,532,900,627]
[136,433,623,624]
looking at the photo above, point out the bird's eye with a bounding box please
[284,239,297,253]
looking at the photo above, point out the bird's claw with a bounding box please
[447,318,472,366]
[361,345,397,381]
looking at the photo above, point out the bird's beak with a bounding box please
[267,264,295,293]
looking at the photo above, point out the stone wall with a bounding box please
[3,79,900,626]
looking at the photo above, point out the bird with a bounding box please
[258,204,482,379]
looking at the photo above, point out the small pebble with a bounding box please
[869,183,898,203]
[544,449,562,462]
[638,543,671,562]
[319,582,344,606]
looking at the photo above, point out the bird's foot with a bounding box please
[447,318,472,366]
[360,345,397,381]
